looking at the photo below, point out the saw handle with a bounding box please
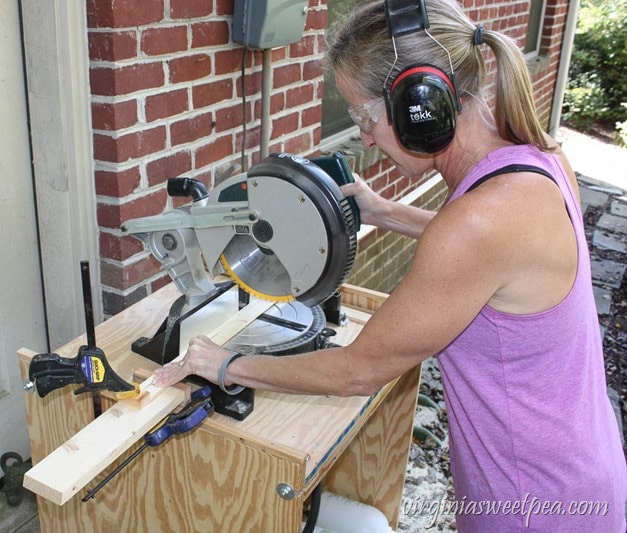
[167,177,209,202]
[311,152,361,230]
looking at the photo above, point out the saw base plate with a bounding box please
[179,287,327,356]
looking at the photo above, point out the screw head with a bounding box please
[276,483,295,500]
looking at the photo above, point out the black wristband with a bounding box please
[217,352,246,396]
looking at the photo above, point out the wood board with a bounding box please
[20,295,274,505]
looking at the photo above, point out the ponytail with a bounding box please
[480,28,551,150]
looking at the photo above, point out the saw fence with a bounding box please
[17,283,421,532]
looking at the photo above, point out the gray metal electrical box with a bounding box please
[232,0,309,50]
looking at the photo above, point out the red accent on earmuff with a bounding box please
[390,65,456,95]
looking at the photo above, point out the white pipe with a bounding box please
[549,0,581,138]
[260,48,272,158]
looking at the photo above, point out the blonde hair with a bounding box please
[326,0,550,151]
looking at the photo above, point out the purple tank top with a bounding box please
[438,145,626,532]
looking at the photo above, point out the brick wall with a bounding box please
[87,0,570,315]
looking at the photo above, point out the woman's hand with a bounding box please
[153,336,232,387]
[341,173,436,238]
[340,173,387,226]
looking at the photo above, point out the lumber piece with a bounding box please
[21,296,274,506]
[340,283,389,312]
[22,384,185,505]
[204,296,275,346]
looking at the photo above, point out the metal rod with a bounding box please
[260,48,272,159]
[82,442,148,502]
[80,261,96,349]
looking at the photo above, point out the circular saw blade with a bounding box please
[219,236,294,302]
[217,153,358,306]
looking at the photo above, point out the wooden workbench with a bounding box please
[18,283,420,532]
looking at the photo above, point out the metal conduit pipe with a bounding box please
[260,48,273,159]
[549,0,581,139]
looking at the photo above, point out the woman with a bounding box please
[155,1,626,530]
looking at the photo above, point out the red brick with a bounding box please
[98,188,167,229]
[150,275,172,293]
[214,49,246,75]
[305,60,323,83]
[286,84,315,107]
[270,48,287,62]
[192,21,230,48]
[93,134,117,162]
[274,64,302,88]
[215,104,244,133]
[235,71,262,99]
[272,113,299,138]
[305,7,327,31]
[170,112,214,146]
[91,100,137,131]
[87,0,164,29]
[145,89,189,122]
[88,31,137,61]
[141,26,188,56]
[146,150,192,186]
[235,126,261,153]
[170,0,213,19]
[216,0,233,16]
[99,231,144,261]
[283,132,312,155]
[195,135,234,168]
[311,124,321,147]
[302,105,322,127]
[90,63,165,96]
[192,79,234,109]
[95,167,141,197]
[93,126,167,163]
[267,92,286,118]
[289,35,316,58]
[302,57,323,83]
[101,256,162,290]
[169,54,212,84]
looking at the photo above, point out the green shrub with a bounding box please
[616,105,627,147]
[563,0,627,137]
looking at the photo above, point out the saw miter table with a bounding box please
[17,153,421,532]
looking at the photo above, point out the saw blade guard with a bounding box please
[217,153,358,306]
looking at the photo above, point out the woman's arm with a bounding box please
[341,176,437,239]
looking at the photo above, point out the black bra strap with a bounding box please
[467,164,556,193]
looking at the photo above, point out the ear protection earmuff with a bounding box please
[384,0,462,154]
[385,63,459,153]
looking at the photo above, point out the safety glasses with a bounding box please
[347,98,386,134]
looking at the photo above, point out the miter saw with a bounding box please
[121,152,360,419]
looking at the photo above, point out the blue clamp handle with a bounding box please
[144,385,213,447]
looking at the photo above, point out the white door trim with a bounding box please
[21,0,99,349]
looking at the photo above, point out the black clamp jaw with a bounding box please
[28,346,137,399]
[27,261,139,415]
